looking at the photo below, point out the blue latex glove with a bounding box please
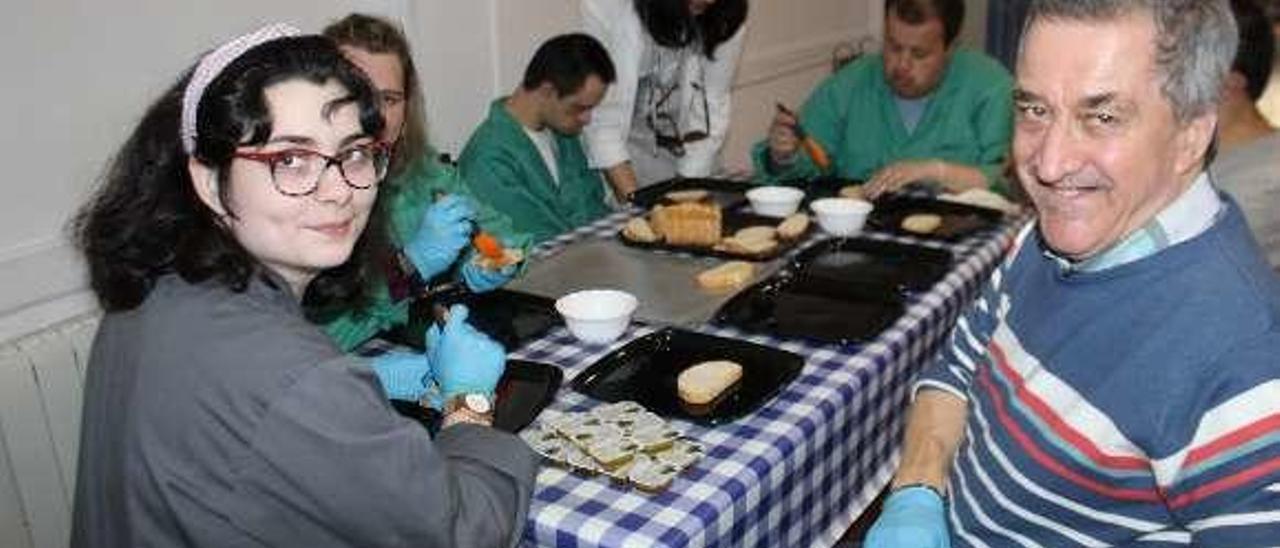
[864,485,950,548]
[404,195,475,280]
[460,253,518,293]
[425,304,506,397]
[369,351,433,402]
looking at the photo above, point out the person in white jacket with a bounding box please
[581,0,748,199]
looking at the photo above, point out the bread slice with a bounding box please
[901,213,943,234]
[622,216,660,243]
[776,213,810,239]
[664,189,710,203]
[839,185,866,200]
[715,236,778,256]
[695,261,755,291]
[733,225,777,242]
[677,360,744,405]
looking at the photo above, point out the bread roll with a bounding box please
[901,213,943,234]
[677,360,744,405]
[776,213,810,239]
[695,261,755,290]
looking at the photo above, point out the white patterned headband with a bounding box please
[180,23,302,155]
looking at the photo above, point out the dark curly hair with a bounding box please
[74,35,388,313]
[633,0,748,59]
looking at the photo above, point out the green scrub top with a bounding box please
[459,99,610,244]
[752,49,1014,192]
[321,153,531,352]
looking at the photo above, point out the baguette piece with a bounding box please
[677,360,744,405]
[695,261,755,291]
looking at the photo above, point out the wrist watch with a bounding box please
[443,393,494,426]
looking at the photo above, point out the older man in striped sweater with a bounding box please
[865,0,1280,546]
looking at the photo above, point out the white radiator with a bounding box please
[0,312,98,548]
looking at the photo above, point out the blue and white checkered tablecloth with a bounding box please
[514,207,1030,548]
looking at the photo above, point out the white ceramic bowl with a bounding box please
[746,186,805,217]
[810,197,874,236]
[555,289,638,345]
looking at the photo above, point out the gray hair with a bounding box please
[1022,0,1238,123]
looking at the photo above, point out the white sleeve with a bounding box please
[677,23,746,177]
[581,0,643,170]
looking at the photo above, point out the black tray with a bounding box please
[397,289,560,351]
[628,177,754,210]
[618,210,811,262]
[788,237,952,293]
[391,359,562,434]
[571,328,804,425]
[714,272,904,345]
[866,196,1003,241]
[494,359,563,432]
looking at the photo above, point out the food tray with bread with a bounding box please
[519,401,705,493]
[571,327,804,425]
[865,195,1004,241]
[786,237,953,294]
[618,201,813,262]
[627,177,754,209]
[713,269,906,346]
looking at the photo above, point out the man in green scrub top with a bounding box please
[755,0,1014,199]
[459,33,616,244]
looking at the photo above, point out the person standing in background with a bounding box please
[1213,0,1279,268]
[459,33,616,244]
[318,14,532,352]
[581,0,748,199]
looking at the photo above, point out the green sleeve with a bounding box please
[392,155,533,252]
[320,281,410,353]
[752,70,849,183]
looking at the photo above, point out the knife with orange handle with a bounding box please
[776,103,831,173]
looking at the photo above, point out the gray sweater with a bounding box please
[72,274,538,547]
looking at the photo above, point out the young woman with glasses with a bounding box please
[581,0,749,199]
[319,13,533,353]
[71,26,536,547]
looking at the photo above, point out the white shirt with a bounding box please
[580,0,746,186]
[523,126,561,185]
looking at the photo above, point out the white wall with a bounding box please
[0,0,887,341]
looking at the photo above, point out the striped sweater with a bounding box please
[917,199,1280,546]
